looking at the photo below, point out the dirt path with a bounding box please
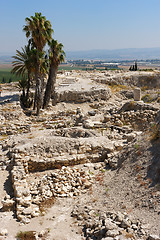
[0,195,83,239]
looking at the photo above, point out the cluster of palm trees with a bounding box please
[11,12,65,115]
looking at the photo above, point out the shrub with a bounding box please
[16,231,36,240]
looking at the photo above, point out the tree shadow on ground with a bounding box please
[0,94,19,105]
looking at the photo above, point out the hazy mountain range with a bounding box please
[0,55,13,63]
[66,48,160,60]
[0,48,160,63]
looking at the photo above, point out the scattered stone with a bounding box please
[1,198,15,211]
[106,229,120,237]
[148,235,160,240]
[88,110,96,116]
[0,229,8,236]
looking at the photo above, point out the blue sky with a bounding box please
[0,0,160,53]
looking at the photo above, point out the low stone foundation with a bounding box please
[55,88,111,103]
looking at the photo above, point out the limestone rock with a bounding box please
[148,235,160,240]
[0,229,8,236]
[1,199,15,211]
[106,229,120,237]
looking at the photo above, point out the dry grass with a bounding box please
[2,107,16,112]
[109,84,129,93]
[124,232,135,239]
[16,231,36,240]
[142,94,154,103]
[134,164,142,172]
[95,173,104,185]
[39,197,55,214]
[136,174,148,188]
[0,134,8,141]
[27,134,35,139]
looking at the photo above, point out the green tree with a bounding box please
[11,44,37,98]
[23,12,53,115]
[43,39,65,109]
[11,44,37,108]
[2,77,6,83]
[135,61,137,71]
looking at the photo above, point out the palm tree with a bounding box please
[43,39,65,109]
[17,78,28,98]
[11,44,36,98]
[23,12,53,115]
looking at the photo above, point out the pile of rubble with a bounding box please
[103,101,159,131]
[72,207,159,240]
[29,166,93,200]
[96,71,160,89]
[13,162,94,224]
[0,122,31,136]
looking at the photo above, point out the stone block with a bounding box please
[134,88,141,101]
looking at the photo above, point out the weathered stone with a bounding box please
[38,230,47,237]
[103,115,111,123]
[0,229,8,236]
[31,211,40,217]
[148,235,160,240]
[88,110,96,116]
[102,237,114,240]
[108,158,118,169]
[125,133,136,142]
[105,219,118,230]
[121,219,131,228]
[21,216,31,224]
[106,229,119,237]
[132,224,138,230]
[114,236,129,240]
[84,180,92,189]
[115,212,124,222]
[134,88,141,101]
[1,199,15,211]
[22,207,32,215]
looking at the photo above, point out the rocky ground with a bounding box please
[0,70,160,240]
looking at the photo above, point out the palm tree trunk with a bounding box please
[33,65,39,110]
[22,89,25,98]
[43,63,57,109]
[26,72,31,99]
[36,77,42,115]
[34,50,42,115]
[33,86,37,110]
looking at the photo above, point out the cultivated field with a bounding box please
[0,64,21,83]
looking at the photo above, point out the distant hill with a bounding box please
[66,48,160,60]
[0,55,12,64]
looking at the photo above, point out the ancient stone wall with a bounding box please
[55,88,111,103]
